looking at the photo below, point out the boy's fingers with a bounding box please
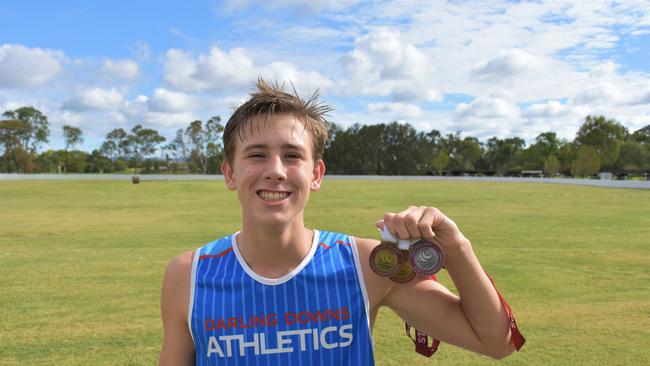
[418,207,438,239]
[391,206,419,239]
[403,206,427,238]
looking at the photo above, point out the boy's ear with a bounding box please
[310,159,326,191]
[221,160,237,190]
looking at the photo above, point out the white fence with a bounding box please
[2,173,649,189]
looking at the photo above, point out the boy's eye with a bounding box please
[248,153,265,158]
[286,153,302,159]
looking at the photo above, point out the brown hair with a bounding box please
[223,78,331,165]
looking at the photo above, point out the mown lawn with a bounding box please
[1,179,648,365]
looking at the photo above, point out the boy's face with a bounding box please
[221,113,325,228]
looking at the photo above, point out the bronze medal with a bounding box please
[390,250,416,283]
[409,240,444,277]
[369,242,403,277]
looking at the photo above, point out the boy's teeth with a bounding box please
[260,191,289,201]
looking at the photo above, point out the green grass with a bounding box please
[1,179,649,365]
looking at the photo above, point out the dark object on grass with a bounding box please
[132,175,140,184]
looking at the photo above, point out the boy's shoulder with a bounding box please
[163,234,235,286]
[196,234,235,256]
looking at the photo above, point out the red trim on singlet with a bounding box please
[199,247,233,260]
[320,240,351,250]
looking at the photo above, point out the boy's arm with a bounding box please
[159,251,195,366]
[367,206,516,359]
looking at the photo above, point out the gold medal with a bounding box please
[390,250,416,283]
[369,242,403,277]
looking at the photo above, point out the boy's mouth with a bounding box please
[257,190,291,201]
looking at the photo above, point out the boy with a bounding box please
[160,79,524,365]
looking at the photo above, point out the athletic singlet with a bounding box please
[188,230,375,365]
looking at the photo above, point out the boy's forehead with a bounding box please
[238,114,308,142]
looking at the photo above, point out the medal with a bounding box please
[370,224,445,282]
[409,240,444,276]
[389,250,416,283]
[369,242,403,277]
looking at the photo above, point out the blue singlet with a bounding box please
[188,230,375,365]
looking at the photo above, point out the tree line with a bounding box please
[1,106,649,178]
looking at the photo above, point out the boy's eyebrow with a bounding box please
[283,143,307,151]
[242,143,307,151]
[243,144,268,152]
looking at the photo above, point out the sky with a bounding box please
[1,0,650,152]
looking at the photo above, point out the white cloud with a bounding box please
[163,46,331,96]
[163,47,255,92]
[631,90,650,105]
[338,28,441,102]
[524,100,575,118]
[456,96,521,119]
[571,82,625,106]
[62,87,124,111]
[147,88,194,113]
[367,102,423,121]
[101,59,139,80]
[259,61,332,96]
[471,49,541,81]
[123,96,196,129]
[0,44,63,89]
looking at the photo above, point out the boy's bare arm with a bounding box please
[159,251,195,366]
[359,206,515,359]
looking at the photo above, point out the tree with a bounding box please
[185,116,224,174]
[631,125,650,170]
[432,149,450,175]
[543,155,561,177]
[615,140,646,171]
[458,137,484,172]
[324,123,383,174]
[571,145,601,178]
[100,128,129,160]
[0,119,29,172]
[2,106,49,153]
[63,125,83,173]
[126,124,166,173]
[521,132,562,171]
[164,128,190,172]
[439,133,462,171]
[64,150,88,173]
[575,115,628,171]
[485,137,525,175]
[380,122,424,175]
[37,150,64,173]
[631,124,650,144]
[557,142,576,175]
[86,149,113,173]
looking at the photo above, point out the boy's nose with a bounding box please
[264,155,287,181]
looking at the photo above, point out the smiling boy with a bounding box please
[159,79,524,365]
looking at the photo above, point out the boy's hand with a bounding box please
[375,206,470,253]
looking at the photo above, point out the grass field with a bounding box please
[1,179,649,365]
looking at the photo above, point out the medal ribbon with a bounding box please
[406,272,525,357]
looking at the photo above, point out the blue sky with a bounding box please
[1,0,649,151]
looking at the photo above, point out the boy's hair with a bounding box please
[223,78,331,165]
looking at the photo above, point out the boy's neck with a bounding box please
[236,221,314,279]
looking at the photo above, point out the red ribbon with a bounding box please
[406,272,525,357]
